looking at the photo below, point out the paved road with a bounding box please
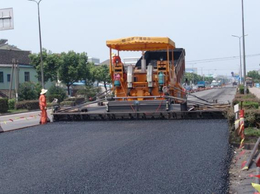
[188,85,236,105]
[0,86,236,132]
[0,120,230,194]
[249,87,260,98]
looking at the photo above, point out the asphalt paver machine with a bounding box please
[106,36,187,112]
[52,37,225,121]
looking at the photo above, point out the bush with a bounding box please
[60,101,75,107]
[243,101,259,109]
[232,92,260,107]
[235,93,256,99]
[245,111,256,127]
[232,100,260,110]
[76,86,101,100]
[76,89,88,98]
[47,85,66,103]
[16,100,39,110]
[243,110,260,128]
[63,97,85,104]
[8,99,16,110]
[0,98,8,113]
[18,82,41,101]
[239,85,249,94]
[227,108,260,130]
[60,97,85,107]
[245,127,260,137]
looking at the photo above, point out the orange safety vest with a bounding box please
[112,56,122,64]
[39,94,47,124]
[39,94,46,110]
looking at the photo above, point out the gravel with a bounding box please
[0,120,230,194]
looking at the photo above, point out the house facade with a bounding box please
[0,40,52,98]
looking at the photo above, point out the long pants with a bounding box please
[40,109,47,124]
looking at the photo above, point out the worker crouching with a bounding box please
[39,89,48,125]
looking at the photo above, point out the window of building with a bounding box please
[7,74,10,82]
[24,72,30,82]
[0,72,3,83]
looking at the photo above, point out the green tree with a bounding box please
[18,82,41,101]
[183,72,201,84]
[204,76,214,83]
[85,62,97,86]
[182,72,214,85]
[47,85,66,103]
[95,65,111,91]
[58,51,89,94]
[29,49,61,83]
[247,70,260,82]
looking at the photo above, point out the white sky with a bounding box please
[1,0,260,77]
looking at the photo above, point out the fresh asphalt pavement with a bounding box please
[0,120,230,194]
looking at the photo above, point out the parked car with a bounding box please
[211,80,220,88]
[197,81,206,88]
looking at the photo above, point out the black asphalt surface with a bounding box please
[0,120,230,194]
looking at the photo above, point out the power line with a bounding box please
[186,53,260,64]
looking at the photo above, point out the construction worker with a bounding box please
[112,54,122,65]
[39,89,48,124]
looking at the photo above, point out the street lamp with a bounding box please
[241,0,247,94]
[28,0,44,88]
[232,34,247,85]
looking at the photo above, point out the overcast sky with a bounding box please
[1,0,260,77]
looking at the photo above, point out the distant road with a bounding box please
[188,85,237,105]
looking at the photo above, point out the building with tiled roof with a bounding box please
[0,40,37,98]
[0,39,21,51]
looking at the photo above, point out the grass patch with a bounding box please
[243,101,259,109]
[245,127,260,137]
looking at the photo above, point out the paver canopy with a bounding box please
[106,36,175,51]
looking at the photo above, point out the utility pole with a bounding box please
[232,34,247,85]
[9,59,15,99]
[241,0,247,94]
[14,60,19,102]
[29,0,44,88]
[9,59,19,102]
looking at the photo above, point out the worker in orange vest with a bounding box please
[112,54,122,65]
[39,89,48,124]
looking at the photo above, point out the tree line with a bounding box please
[247,70,260,83]
[182,72,214,85]
[29,49,111,94]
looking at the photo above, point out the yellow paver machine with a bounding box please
[52,36,225,121]
[106,36,187,112]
